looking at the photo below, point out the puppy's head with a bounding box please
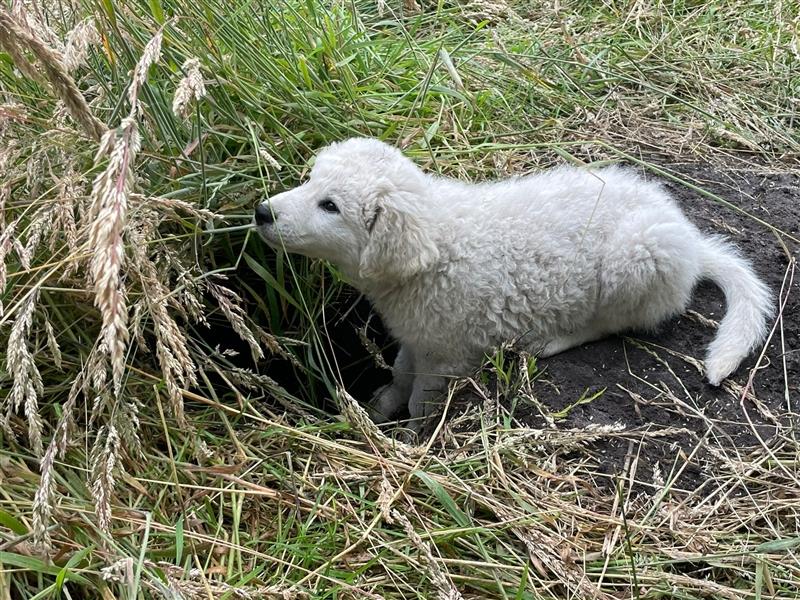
[255,138,439,282]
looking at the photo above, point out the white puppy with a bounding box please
[255,138,773,427]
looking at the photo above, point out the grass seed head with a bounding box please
[88,117,139,397]
[129,30,163,112]
[172,57,206,118]
[5,290,44,456]
[62,18,99,72]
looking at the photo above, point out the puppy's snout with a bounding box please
[255,203,276,225]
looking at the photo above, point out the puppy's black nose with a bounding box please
[255,203,275,225]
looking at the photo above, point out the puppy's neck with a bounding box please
[346,271,409,300]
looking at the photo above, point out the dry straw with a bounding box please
[102,558,308,599]
[335,387,425,459]
[380,480,464,600]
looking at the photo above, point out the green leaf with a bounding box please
[753,536,800,553]
[0,552,91,586]
[175,515,184,565]
[243,253,303,311]
[55,546,93,593]
[550,387,606,419]
[515,561,530,600]
[148,0,165,24]
[0,508,28,535]
[99,0,117,27]
[413,471,471,528]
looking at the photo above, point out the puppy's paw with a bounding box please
[367,384,406,424]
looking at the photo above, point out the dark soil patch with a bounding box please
[497,163,800,492]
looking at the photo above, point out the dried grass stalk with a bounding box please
[128,30,163,112]
[12,0,63,51]
[18,204,55,269]
[62,18,99,72]
[32,441,58,549]
[208,281,264,363]
[5,289,44,456]
[0,219,15,317]
[44,318,62,369]
[103,558,309,599]
[493,501,608,599]
[80,28,168,398]
[86,341,109,399]
[0,182,12,224]
[382,501,464,600]
[0,7,106,140]
[116,397,142,458]
[336,387,424,458]
[89,425,121,531]
[52,174,80,262]
[88,117,140,397]
[131,193,218,220]
[128,222,197,423]
[172,57,206,118]
[258,146,283,171]
[0,21,44,82]
[32,373,82,549]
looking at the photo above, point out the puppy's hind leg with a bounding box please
[368,345,415,423]
[598,220,702,333]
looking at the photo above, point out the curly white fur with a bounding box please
[255,138,773,428]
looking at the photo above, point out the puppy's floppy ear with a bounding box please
[358,191,439,280]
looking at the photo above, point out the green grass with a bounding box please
[0,0,799,598]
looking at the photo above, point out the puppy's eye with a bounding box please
[319,199,339,213]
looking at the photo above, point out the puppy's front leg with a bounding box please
[368,344,415,423]
[407,373,448,432]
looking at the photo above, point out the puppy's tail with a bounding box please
[701,236,773,385]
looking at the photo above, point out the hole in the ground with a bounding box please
[193,250,394,414]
